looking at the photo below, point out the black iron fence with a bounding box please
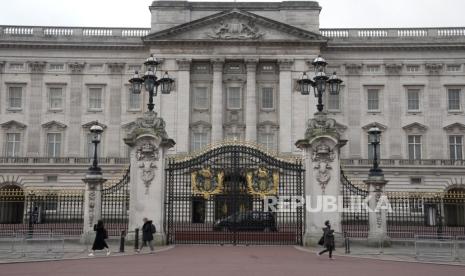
[0,188,84,236]
[341,170,465,239]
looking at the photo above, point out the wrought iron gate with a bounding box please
[101,167,130,236]
[165,143,304,245]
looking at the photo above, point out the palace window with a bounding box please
[367,137,381,160]
[261,87,274,110]
[449,135,463,160]
[9,63,24,70]
[47,133,62,157]
[367,89,380,111]
[5,133,21,157]
[48,87,63,110]
[193,87,209,110]
[191,132,210,151]
[127,65,141,73]
[446,65,461,72]
[407,89,420,111]
[406,65,420,72]
[366,65,380,73]
[8,86,23,110]
[128,90,141,110]
[227,87,242,110]
[408,135,422,160]
[448,88,461,111]
[258,132,276,151]
[86,133,102,158]
[88,87,103,110]
[49,63,64,71]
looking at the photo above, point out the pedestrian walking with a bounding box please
[317,220,335,259]
[89,220,111,256]
[138,217,156,253]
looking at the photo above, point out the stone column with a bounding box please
[245,59,258,142]
[176,58,192,153]
[107,63,125,157]
[124,111,175,245]
[211,58,224,143]
[278,59,294,153]
[81,174,106,243]
[68,62,86,157]
[364,175,390,246]
[26,62,46,156]
[295,112,346,246]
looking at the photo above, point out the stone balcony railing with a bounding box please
[342,159,465,167]
[320,27,465,39]
[0,156,129,165]
[1,25,464,41]
[0,25,150,38]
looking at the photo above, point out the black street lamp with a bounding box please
[297,55,343,112]
[129,54,174,112]
[88,124,103,175]
[368,126,383,177]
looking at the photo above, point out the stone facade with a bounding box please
[0,1,464,192]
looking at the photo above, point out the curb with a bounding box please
[0,245,175,264]
[295,246,465,266]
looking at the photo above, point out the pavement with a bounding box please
[1,245,465,276]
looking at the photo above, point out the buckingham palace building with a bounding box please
[0,1,464,212]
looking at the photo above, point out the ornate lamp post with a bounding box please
[368,126,383,177]
[297,55,343,112]
[88,124,104,175]
[129,54,174,112]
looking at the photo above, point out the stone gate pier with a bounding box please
[124,111,175,245]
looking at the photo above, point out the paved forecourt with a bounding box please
[1,245,464,276]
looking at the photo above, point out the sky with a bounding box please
[0,0,464,28]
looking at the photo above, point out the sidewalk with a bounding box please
[0,238,173,263]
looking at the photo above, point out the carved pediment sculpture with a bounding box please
[124,111,170,147]
[305,113,340,141]
[207,19,264,40]
[135,140,160,195]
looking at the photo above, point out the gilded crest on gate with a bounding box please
[191,167,224,199]
[246,166,279,197]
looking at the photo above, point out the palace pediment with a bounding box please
[144,9,326,43]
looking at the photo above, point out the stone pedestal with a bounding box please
[296,112,346,246]
[81,174,106,243]
[124,111,175,245]
[364,175,390,247]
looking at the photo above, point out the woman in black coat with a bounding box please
[89,220,110,256]
[317,220,335,259]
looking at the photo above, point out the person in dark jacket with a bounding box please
[89,220,110,256]
[138,217,155,253]
[317,220,335,259]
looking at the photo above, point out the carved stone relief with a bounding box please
[207,19,264,40]
[136,141,159,194]
[311,143,336,193]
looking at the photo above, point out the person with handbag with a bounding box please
[89,219,111,256]
[138,217,156,253]
[317,220,335,259]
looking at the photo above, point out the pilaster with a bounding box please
[176,58,192,153]
[345,64,362,158]
[385,63,402,158]
[211,58,225,143]
[107,63,126,157]
[67,62,86,156]
[426,63,444,158]
[245,59,258,142]
[26,61,46,157]
[278,59,294,153]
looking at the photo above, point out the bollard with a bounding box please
[119,230,126,253]
[344,232,350,254]
[134,228,139,251]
